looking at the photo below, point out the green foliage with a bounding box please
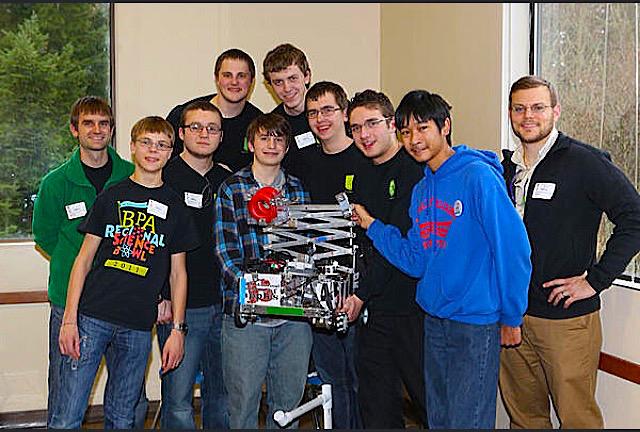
[0,3,110,238]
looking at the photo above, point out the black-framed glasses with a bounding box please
[183,122,222,135]
[349,117,391,135]
[135,138,173,151]
[306,105,343,119]
[510,104,552,115]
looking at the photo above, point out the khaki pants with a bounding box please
[499,311,603,429]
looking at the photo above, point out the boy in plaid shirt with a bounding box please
[214,113,312,429]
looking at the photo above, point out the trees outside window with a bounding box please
[536,3,640,278]
[0,3,110,239]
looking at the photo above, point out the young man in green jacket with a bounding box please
[32,96,133,427]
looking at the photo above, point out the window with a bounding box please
[535,3,640,280]
[0,3,111,240]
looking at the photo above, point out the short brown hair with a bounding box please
[130,116,175,144]
[70,96,113,129]
[179,100,223,127]
[509,75,558,107]
[306,81,349,111]
[214,48,256,80]
[246,113,291,148]
[262,43,310,83]
[347,89,395,120]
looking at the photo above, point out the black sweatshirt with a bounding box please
[502,132,640,319]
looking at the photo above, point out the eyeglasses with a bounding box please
[306,106,342,119]
[349,117,390,135]
[510,104,553,115]
[183,122,222,135]
[135,138,173,151]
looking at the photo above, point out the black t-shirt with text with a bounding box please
[166,94,263,172]
[354,149,424,315]
[78,178,200,330]
[162,157,232,308]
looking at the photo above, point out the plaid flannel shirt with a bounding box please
[214,166,309,314]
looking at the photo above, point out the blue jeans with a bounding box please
[49,314,151,429]
[157,304,228,429]
[312,325,361,428]
[47,305,64,427]
[222,316,312,429]
[423,314,500,429]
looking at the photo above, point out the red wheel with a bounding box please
[248,186,279,223]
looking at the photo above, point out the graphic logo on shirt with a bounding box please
[344,174,354,192]
[415,197,457,250]
[454,200,463,217]
[388,179,396,199]
[102,200,166,276]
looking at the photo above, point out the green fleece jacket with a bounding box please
[32,146,133,307]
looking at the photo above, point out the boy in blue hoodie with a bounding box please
[352,90,532,429]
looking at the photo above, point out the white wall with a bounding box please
[113,3,381,158]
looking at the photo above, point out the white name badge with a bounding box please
[147,199,168,219]
[531,182,556,200]
[65,201,87,219]
[294,131,316,149]
[184,192,203,208]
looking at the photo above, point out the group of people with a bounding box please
[33,43,640,430]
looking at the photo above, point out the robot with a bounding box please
[235,186,357,332]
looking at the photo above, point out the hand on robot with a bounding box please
[341,294,364,322]
[351,204,375,230]
[156,299,173,324]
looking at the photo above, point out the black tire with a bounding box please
[234,303,248,328]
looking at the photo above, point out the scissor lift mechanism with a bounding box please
[236,188,356,332]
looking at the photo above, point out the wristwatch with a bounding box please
[172,322,189,335]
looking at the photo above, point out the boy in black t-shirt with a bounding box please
[158,101,232,428]
[344,90,427,428]
[301,81,372,429]
[52,117,199,429]
[263,43,317,180]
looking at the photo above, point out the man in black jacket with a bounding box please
[499,75,640,429]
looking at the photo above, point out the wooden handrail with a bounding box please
[0,290,48,304]
[599,352,640,385]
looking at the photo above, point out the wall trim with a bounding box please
[0,290,48,305]
[599,352,640,385]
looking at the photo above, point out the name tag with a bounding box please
[65,201,87,219]
[184,192,203,208]
[294,131,316,149]
[147,199,168,219]
[531,182,556,200]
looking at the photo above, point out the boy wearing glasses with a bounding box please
[33,96,135,427]
[157,101,232,428]
[499,76,640,429]
[263,43,316,181]
[301,81,372,429]
[214,113,312,429]
[51,117,199,429]
[352,90,531,429]
[342,89,427,428]
[167,48,262,172]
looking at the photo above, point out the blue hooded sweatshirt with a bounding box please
[367,145,531,327]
